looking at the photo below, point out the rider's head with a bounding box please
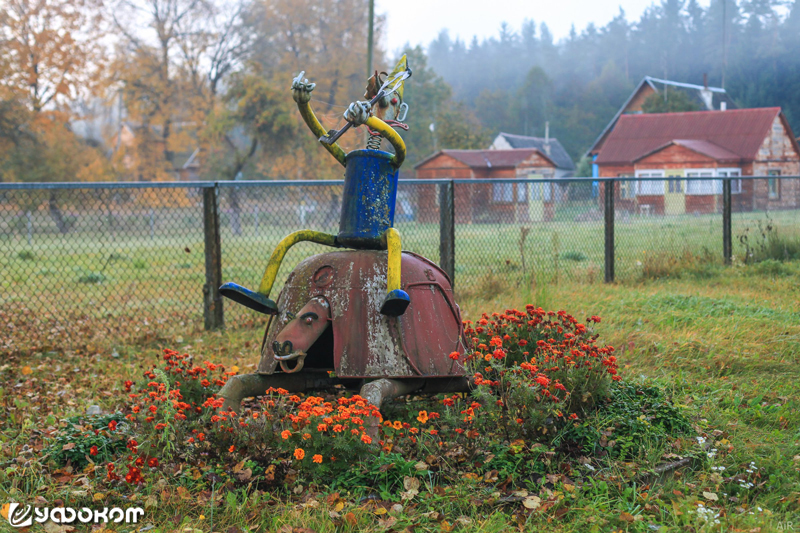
[364,55,409,124]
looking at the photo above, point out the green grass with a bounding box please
[1,260,799,531]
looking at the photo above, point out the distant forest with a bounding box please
[418,0,800,164]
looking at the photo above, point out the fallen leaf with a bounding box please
[522,496,541,510]
[61,443,75,451]
[344,512,357,526]
[22,366,32,375]
[92,492,105,501]
[619,512,635,523]
[703,491,719,502]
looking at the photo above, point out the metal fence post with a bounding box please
[604,179,615,283]
[203,184,224,330]
[722,178,732,265]
[439,180,455,286]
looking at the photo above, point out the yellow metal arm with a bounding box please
[257,230,338,296]
[383,227,402,293]
[296,101,347,167]
[365,116,406,168]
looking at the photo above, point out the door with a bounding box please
[664,170,686,215]
[527,174,545,222]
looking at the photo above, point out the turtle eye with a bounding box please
[300,312,319,325]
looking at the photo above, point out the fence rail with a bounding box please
[2,176,799,329]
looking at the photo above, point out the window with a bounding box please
[618,174,635,199]
[667,179,683,193]
[492,182,513,203]
[635,171,664,195]
[768,170,781,199]
[517,183,527,203]
[685,170,719,195]
[717,169,742,194]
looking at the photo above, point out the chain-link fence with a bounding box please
[2,177,798,327]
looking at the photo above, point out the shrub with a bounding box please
[45,413,128,468]
[457,306,619,444]
[738,217,800,263]
[77,270,106,284]
[561,250,587,262]
[17,250,36,261]
[557,380,692,459]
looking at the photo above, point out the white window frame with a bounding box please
[685,169,719,195]
[717,168,742,194]
[634,170,664,195]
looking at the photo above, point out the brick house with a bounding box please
[594,108,800,215]
[586,76,737,171]
[414,148,571,223]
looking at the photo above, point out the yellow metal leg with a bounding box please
[257,230,337,296]
[384,228,402,293]
[380,228,409,316]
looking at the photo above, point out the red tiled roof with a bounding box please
[415,149,555,169]
[595,108,782,165]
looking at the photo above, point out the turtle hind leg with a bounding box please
[359,378,423,439]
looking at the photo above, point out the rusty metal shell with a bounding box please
[257,250,466,378]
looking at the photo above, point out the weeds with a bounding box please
[738,215,800,263]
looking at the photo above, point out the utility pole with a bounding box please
[367,0,375,78]
[722,0,727,89]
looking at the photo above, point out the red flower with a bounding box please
[90,446,99,456]
[448,351,460,360]
[108,420,118,431]
[147,458,159,468]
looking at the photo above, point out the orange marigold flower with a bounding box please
[392,421,403,430]
[361,434,372,444]
[302,433,311,440]
[229,445,235,452]
[281,430,291,440]
[333,424,344,433]
[317,424,328,432]
[448,351,460,360]
[312,454,323,464]
[294,448,305,460]
[416,410,429,424]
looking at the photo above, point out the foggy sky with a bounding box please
[377,0,711,54]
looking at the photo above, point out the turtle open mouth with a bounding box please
[272,340,307,373]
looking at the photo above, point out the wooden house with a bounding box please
[414,148,572,223]
[594,107,800,215]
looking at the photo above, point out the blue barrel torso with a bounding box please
[338,149,398,249]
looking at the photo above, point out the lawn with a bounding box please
[1,258,799,532]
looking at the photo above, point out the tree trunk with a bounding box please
[48,192,69,234]
[229,186,242,236]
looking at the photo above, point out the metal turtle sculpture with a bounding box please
[217,57,470,412]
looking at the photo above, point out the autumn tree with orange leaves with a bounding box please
[0,0,111,229]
